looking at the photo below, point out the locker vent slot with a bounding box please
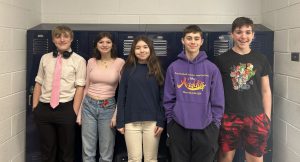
[122,38,167,56]
[33,39,49,55]
[213,35,231,56]
[153,39,167,56]
[123,39,134,56]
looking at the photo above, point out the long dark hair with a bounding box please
[123,35,164,85]
[92,32,118,60]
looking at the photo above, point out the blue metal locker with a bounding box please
[26,30,53,162]
[26,24,274,162]
[147,32,182,70]
[117,32,145,58]
[207,31,233,61]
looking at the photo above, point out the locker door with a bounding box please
[117,32,145,59]
[72,31,89,60]
[26,30,53,162]
[208,32,233,62]
[250,31,274,162]
[146,32,182,70]
[251,31,274,68]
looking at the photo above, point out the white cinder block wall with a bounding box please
[41,0,262,24]
[0,0,41,162]
[262,0,300,161]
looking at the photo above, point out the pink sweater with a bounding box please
[85,57,125,99]
[76,57,125,124]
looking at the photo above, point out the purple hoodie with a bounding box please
[163,51,224,129]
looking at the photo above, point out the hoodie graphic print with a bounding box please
[176,72,207,94]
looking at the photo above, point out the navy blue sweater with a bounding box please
[116,63,165,128]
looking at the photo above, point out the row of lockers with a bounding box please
[26,24,274,162]
[27,24,274,70]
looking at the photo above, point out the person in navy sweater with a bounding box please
[163,25,225,162]
[116,35,165,162]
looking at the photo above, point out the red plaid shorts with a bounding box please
[218,113,271,157]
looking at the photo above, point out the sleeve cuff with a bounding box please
[157,120,165,128]
[75,80,86,87]
[116,122,125,129]
[35,77,43,84]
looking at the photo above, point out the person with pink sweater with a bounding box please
[77,32,125,162]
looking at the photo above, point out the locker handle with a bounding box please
[28,94,32,106]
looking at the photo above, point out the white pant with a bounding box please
[125,121,160,162]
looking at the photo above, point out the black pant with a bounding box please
[167,120,219,162]
[34,101,76,162]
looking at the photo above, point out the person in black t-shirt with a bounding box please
[215,17,272,162]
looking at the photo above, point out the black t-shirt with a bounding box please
[215,49,272,115]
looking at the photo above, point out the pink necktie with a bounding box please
[50,54,62,108]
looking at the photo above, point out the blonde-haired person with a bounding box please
[32,25,86,162]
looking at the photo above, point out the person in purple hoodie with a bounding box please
[163,25,225,162]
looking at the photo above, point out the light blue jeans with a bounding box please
[81,95,116,162]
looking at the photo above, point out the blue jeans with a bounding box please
[81,95,116,162]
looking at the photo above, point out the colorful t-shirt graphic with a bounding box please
[230,63,256,91]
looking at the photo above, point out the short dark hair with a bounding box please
[183,25,203,38]
[92,32,118,60]
[232,17,254,32]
